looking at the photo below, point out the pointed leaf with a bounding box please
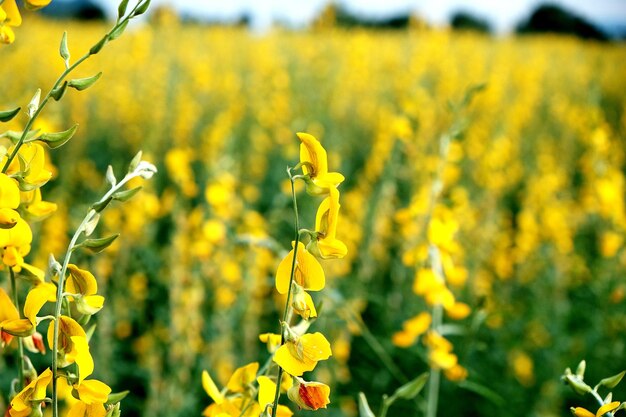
[27,89,41,118]
[128,150,142,173]
[132,0,151,17]
[106,165,116,187]
[60,31,70,67]
[106,390,129,405]
[393,372,429,400]
[576,360,586,378]
[0,107,21,122]
[117,0,130,18]
[75,234,119,253]
[91,196,113,213]
[109,20,129,41]
[50,81,69,101]
[358,393,376,417]
[37,124,78,149]
[112,186,142,202]
[89,37,107,55]
[598,371,626,390]
[68,72,102,91]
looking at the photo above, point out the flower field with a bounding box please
[1,9,626,417]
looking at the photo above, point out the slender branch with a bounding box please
[51,172,139,417]
[271,167,301,417]
[1,0,147,174]
[9,268,25,390]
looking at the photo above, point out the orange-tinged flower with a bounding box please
[297,132,344,195]
[273,332,332,376]
[9,368,52,417]
[275,242,325,294]
[287,378,330,410]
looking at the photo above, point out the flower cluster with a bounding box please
[201,132,346,416]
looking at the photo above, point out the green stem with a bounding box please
[9,268,25,390]
[271,168,301,417]
[591,390,614,417]
[51,172,137,417]
[1,0,146,174]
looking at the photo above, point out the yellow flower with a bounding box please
[273,332,332,376]
[66,264,105,316]
[297,132,344,195]
[225,362,258,392]
[308,186,348,259]
[0,218,32,269]
[23,281,56,324]
[259,333,282,353]
[287,377,330,411]
[275,242,325,294]
[24,0,52,11]
[9,368,52,417]
[5,143,52,187]
[392,312,431,348]
[0,0,21,45]
[572,402,622,417]
[202,369,224,405]
[20,188,57,221]
[1,288,34,344]
[257,376,293,416]
[47,315,94,383]
[291,284,317,320]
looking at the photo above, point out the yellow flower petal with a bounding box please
[596,402,620,417]
[257,376,276,408]
[276,242,325,294]
[67,264,99,296]
[70,335,94,383]
[75,379,111,404]
[23,282,56,324]
[273,333,332,376]
[226,362,258,393]
[202,370,224,404]
[2,0,22,27]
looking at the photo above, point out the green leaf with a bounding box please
[89,37,107,56]
[109,20,129,41]
[128,150,143,173]
[50,81,68,101]
[112,186,142,202]
[68,72,102,91]
[37,124,78,149]
[358,393,376,417]
[132,0,151,17]
[576,360,586,378]
[106,391,129,405]
[0,107,21,122]
[117,0,130,18]
[598,370,626,390]
[60,31,70,67]
[75,234,119,253]
[393,372,429,400]
[91,197,113,213]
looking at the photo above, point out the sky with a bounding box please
[96,0,626,34]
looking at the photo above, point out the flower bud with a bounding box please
[287,378,330,410]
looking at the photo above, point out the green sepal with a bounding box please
[112,186,142,202]
[117,0,130,18]
[392,372,429,400]
[106,391,129,405]
[35,124,78,149]
[2,129,40,144]
[576,360,586,378]
[132,0,151,17]
[89,37,107,55]
[75,234,119,253]
[60,31,70,67]
[0,107,21,122]
[50,81,69,101]
[68,72,102,91]
[597,370,626,390]
[109,20,129,41]
[358,393,376,417]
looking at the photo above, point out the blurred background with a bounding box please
[1,1,625,416]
